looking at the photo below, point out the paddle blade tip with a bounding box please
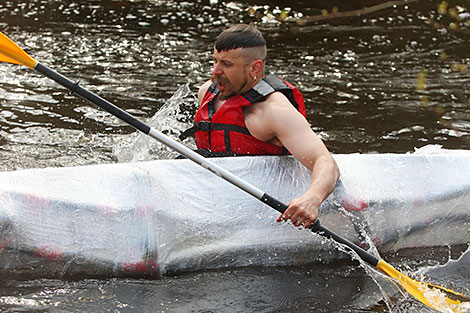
[0,32,37,68]
[377,260,470,312]
[422,283,470,312]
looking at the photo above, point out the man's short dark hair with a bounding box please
[215,24,266,52]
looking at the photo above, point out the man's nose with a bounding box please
[212,63,222,76]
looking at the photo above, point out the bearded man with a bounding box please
[183,24,339,228]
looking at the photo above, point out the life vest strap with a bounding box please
[179,122,251,141]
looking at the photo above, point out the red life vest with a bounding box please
[182,75,306,157]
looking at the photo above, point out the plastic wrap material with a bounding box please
[1,152,470,276]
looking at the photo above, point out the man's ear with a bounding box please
[251,59,263,79]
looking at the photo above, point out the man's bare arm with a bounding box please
[246,92,339,228]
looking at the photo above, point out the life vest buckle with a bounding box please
[199,121,211,132]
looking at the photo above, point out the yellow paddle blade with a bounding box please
[0,32,37,68]
[377,259,470,312]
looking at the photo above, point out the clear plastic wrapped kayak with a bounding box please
[1,151,470,277]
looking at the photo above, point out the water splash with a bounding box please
[417,247,470,312]
[329,196,470,312]
[417,282,470,313]
[113,82,198,163]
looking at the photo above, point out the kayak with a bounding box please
[1,149,470,277]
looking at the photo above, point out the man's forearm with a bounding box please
[305,155,340,207]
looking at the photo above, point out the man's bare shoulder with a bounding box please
[244,91,297,143]
[197,80,212,104]
[247,91,295,117]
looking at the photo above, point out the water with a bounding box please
[0,0,470,312]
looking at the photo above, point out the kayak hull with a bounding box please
[1,151,470,276]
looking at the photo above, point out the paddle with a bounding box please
[1,31,468,312]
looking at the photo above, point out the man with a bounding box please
[184,24,339,228]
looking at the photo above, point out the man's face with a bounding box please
[211,47,251,98]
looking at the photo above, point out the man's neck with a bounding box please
[237,75,264,95]
[214,75,265,109]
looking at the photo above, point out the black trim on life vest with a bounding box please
[264,75,299,111]
[240,87,266,103]
[225,131,232,154]
[179,122,250,141]
[179,121,210,140]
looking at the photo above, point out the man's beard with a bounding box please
[211,75,235,99]
[211,75,249,100]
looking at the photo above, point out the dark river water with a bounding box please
[1,0,470,312]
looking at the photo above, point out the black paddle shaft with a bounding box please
[35,63,150,135]
[312,224,380,266]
